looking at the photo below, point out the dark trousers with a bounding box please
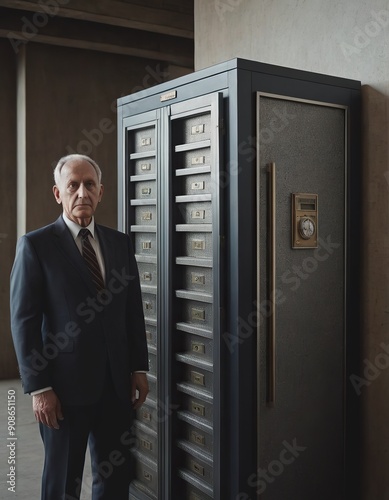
[39,375,132,500]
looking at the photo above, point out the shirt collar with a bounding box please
[62,213,96,240]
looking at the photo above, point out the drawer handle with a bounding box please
[140,137,151,146]
[140,438,152,451]
[191,401,205,416]
[143,470,152,481]
[191,371,205,386]
[191,342,205,354]
[191,430,205,446]
[191,460,205,476]
[142,410,152,422]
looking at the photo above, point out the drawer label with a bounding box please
[141,163,151,171]
[142,212,153,221]
[191,342,205,354]
[192,239,205,250]
[191,460,205,476]
[191,273,205,285]
[191,156,205,165]
[192,308,205,321]
[191,210,205,220]
[191,401,205,416]
[191,124,205,135]
[191,181,205,190]
[142,241,152,250]
[191,371,205,386]
[140,137,151,146]
[191,430,205,446]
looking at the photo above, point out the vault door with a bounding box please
[257,94,347,500]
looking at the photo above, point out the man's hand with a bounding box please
[131,373,149,410]
[32,389,63,429]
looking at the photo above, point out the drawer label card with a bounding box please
[142,241,152,250]
[141,188,152,196]
[191,401,205,416]
[143,470,153,481]
[191,460,205,476]
[141,163,151,171]
[141,410,152,422]
[191,430,205,446]
[143,272,152,281]
[192,308,205,321]
[191,273,205,285]
[191,156,205,165]
[140,438,152,451]
[191,342,205,354]
[191,370,205,386]
[144,301,153,310]
[140,137,151,146]
[191,181,205,190]
[191,210,205,220]
[142,212,153,221]
[191,124,205,135]
[192,239,205,250]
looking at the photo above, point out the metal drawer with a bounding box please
[180,331,213,360]
[178,114,211,144]
[134,233,157,257]
[180,421,213,455]
[180,266,213,294]
[133,157,156,176]
[175,148,211,170]
[148,350,157,377]
[180,393,213,423]
[134,180,157,200]
[147,373,157,401]
[145,324,157,347]
[133,421,158,461]
[142,293,157,321]
[136,398,158,433]
[180,300,213,330]
[138,262,157,289]
[186,484,213,500]
[135,205,157,226]
[131,126,156,153]
[181,232,213,260]
[133,450,158,496]
[178,201,212,225]
[181,363,213,394]
[180,174,212,196]
[178,441,213,487]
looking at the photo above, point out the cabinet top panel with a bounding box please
[117,57,361,108]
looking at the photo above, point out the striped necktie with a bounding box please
[79,228,105,292]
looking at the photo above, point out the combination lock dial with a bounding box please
[298,217,316,240]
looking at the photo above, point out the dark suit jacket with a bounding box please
[10,215,148,406]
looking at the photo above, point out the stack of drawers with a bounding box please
[171,110,215,500]
[128,123,159,499]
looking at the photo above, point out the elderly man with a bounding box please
[10,154,149,500]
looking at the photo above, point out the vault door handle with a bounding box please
[267,162,276,406]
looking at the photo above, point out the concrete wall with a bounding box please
[194,0,389,498]
[0,40,17,379]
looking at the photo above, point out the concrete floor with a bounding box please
[0,379,92,500]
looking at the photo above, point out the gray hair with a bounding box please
[53,154,102,185]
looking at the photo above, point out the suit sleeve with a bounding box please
[10,236,51,393]
[125,235,149,373]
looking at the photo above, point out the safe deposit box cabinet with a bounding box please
[117,59,361,500]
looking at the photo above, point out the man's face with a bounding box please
[53,159,104,227]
